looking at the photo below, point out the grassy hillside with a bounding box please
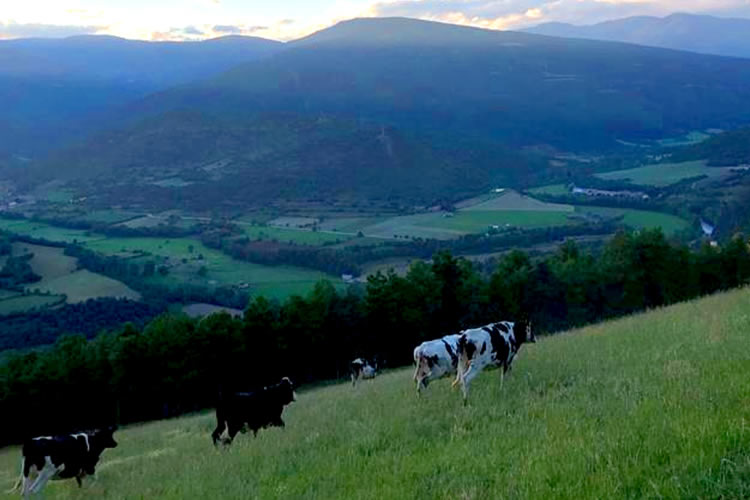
[2,287,749,498]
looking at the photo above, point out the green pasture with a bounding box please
[0,294,65,316]
[2,288,749,498]
[239,225,351,246]
[578,207,690,235]
[527,184,571,196]
[595,160,730,187]
[424,210,575,233]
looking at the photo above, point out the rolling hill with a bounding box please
[0,35,282,160]
[129,17,750,151]
[525,13,750,59]
[2,286,748,498]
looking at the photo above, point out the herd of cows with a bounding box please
[10,320,534,497]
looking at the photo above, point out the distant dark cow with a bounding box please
[453,321,535,402]
[350,358,377,387]
[413,334,461,396]
[211,377,296,446]
[11,427,117,498]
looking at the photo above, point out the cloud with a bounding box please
[0,20,105,38]
[212,24,244,34]
[367,0,750,30]
[183,25,204,35]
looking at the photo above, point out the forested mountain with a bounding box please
[128,17,750,151]
[32,111,549,208]
[525,13,750,59]
[0,35,282,160]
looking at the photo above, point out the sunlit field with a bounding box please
[2,288,749,498]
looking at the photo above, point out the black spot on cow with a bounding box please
[487,325,510,365]
[480,342,486,355]
[442,339,458,368]
[496,323,509,333]
[427,354,440,368]
[457,335,476,361]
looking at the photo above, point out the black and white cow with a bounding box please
[12,427,117,498]
[350,358,377,387]
[211,377,296,446]
[453,321,535,402]
[412,334,461,396]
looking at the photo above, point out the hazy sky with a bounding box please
[1,0,750,41]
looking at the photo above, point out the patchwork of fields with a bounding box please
[1,288,748,498]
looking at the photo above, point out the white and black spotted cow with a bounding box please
[412,334,461,396]
[453,321,535,403]
[11,427,117,498]
[350,358,378,387]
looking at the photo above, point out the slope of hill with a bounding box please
[0,35,283,159]
[2,286,748,497]
[126,17,750,152]
[33,110,547,209]
[525,13,750,59]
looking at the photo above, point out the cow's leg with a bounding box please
[76,475,83,488]
[29,458,61,495]
[226,420,243,444]
[460,364,483,404]
[211,418,227,446]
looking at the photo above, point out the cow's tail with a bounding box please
[6,458,23,493]
[453,335,470,388]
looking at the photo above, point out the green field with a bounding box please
[0,219,98,243]
[595,160,730,187]
[2,288,749,498]
[425,210,575,232]
[527,184,572,196]
[461,191,574,212]
[31,270,141,303]
[579,207,690,235]
[239,225,351,246]
[0,294,64,315]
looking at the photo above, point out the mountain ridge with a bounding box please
[525,13,750,59]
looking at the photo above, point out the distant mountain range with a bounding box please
[0,35,282,159]
[525,13,750,59]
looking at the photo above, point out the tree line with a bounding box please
[1,229,749,446]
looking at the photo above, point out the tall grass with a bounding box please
[2,288,750,499]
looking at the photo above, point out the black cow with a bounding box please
[211,377,296,446]
[12,427,117,497]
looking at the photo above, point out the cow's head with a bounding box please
[93,426,118,450]
[279,377,296,404]
[515,320,536,344]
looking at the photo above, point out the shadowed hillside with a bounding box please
[2,287,748,498]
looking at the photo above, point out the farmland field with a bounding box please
[424,210,575,232]
[461,190,574,212]
[239,225,351,246]
[31,270,141,303]
[1,288,748,498]
[0,219,98,243]
[595,160,731,187]
[527,183,571,196]
[578,207,689,235]
[12,242,77,281]
[0,294,65,315]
